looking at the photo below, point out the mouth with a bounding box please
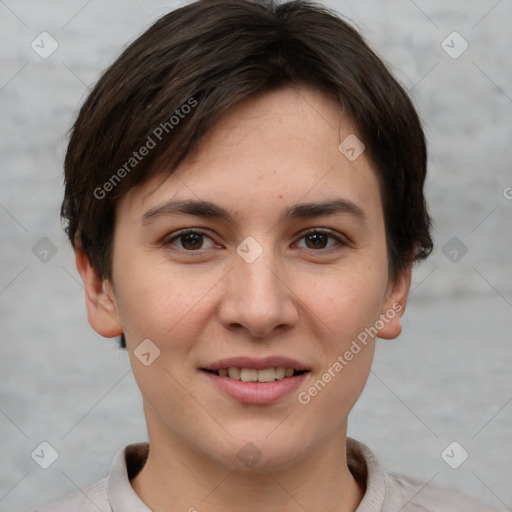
[201,367,308,382]
[200,357,310,404]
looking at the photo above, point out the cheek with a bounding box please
[112,251,206,340]
[113,261,217,407]
[295,272,382,422]
[297,267,387,345]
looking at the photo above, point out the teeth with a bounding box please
[275,367,286,379]
[228,367,240,379]
[217,367,300,382]
[257,368,276,382]
[240,368,258,382]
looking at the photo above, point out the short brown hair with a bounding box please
[62,0,432,283]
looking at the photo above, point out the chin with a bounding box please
[207,428,314,474]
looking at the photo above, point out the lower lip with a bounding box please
[202,371,308,404]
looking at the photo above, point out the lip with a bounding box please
[201,356,310,372]
[202,370,309,404]
[200,356,310,405]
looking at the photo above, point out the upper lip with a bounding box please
[201,356,310,371]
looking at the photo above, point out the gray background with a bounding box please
[1,0,511,510]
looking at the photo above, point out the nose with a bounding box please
[218,248,299,338]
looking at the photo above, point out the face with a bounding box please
[79,86,410,472]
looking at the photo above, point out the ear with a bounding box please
[74,248,123,338]
[377,266,412,340]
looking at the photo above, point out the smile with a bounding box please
[203,367,307,382]
[200,357,310,404]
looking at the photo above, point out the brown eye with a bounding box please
[166,230,215,251]
[180,232,203,250]
[296,230,344,250]
[304,233,329,249]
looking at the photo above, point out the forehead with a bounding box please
[118,86,383,226]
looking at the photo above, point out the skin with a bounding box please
[76,86,411,512]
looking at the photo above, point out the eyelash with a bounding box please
[163,228,347,253]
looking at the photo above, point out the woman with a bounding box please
[36,1,499,510]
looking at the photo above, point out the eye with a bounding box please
[295,230,345,250]
[165,230,216,251]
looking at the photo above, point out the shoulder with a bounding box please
[383,470,501,512]
[33,477,110,512]
[347,438,501,512]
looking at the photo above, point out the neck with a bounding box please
[131,416,364,512]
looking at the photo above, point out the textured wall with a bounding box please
[1,1,511,510]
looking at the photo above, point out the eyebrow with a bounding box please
[141,198,366,226]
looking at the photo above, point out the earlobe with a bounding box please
[377,266,412,340]
[74,249,124,338]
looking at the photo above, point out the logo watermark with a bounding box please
[93,97,198,200]
[298,302,403,405]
